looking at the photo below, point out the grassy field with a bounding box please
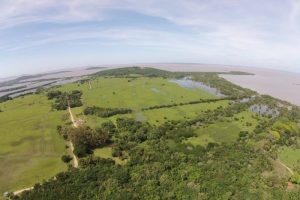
[143,100,229,124]
[57,77,222,126]
[0,94,67,195]
[59,77,216,109]
[278,146,300,170]
[185,111,259,146]
[93,147,126,165]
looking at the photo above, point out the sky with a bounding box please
[0,0,300,77]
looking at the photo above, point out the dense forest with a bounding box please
[9,67,300,200]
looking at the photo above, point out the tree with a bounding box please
[61,155,72,163]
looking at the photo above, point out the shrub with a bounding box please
[74,143,91,158]
[61,155,73,163]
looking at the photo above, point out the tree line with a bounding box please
[83,106,132,118]
[141,97,236,111]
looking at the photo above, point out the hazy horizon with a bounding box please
[1,62,300,80]
[1,0,300,77]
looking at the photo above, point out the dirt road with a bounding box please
[67,106,79,167]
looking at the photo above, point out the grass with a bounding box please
[0,94,67,194]
[59,77,216,109]
[94,147,126,165]
[143,100,229,124]
[278,146,300,170]
[56,77,222,126]
[185,111,259,146]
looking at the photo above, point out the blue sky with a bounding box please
[0,0,300,77]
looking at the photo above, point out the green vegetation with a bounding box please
[0,94,67,195]
[58,126,111,157]
[83,106,132,118]
[61,155,72,163]
[278,146,300,170]
[94,147,125,165]
[185,111,258,146]
[48,90,83,110]
[2,67,300,199]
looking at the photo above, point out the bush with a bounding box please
[291,173,300,184]
[61,155,72,163]
[47,90,62,99]
[74,143,91,158]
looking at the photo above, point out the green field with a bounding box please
[59,77,216,108]
[57,77,223,126]
[278,146,300,170]
[94,147,125,165]
[0,94,67,195]
[143,100,229,124]
[185,111,259,146]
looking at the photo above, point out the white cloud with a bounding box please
[0,0,299,72]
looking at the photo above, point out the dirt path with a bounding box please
[68,140,78,168]
[277,159,294,175]
[67,106,79,168]
[13,187,34,196]
[68,106,78,128]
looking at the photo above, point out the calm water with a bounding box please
[169,78,225,97]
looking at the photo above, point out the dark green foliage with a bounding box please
[83,106,132,117]
[73,143,91,158]
[47,90,83,110]
[47,90,62,99]
[61,155,72,163]
[18,140,287,200]
[101,121,117,136]
[142,97,233,111]
[58,126,111,150]
[58,126,111,159]
[95,66,173,78]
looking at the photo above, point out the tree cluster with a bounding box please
[47,90,83,110]
[58,125,111,157]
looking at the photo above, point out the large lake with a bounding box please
[139,63,300,106]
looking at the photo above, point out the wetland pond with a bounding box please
[169,77,225,97]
